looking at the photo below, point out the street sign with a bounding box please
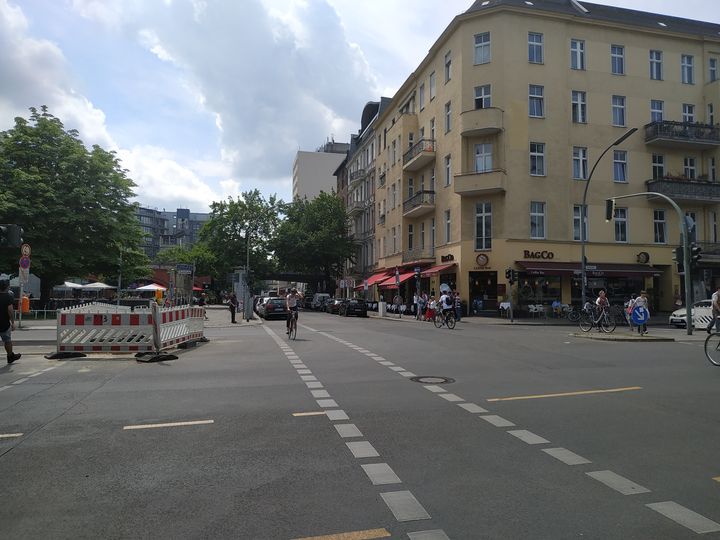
[21,243,31,257]
[586,265,597,270]
[395,267,400,286]
[631,305,649,325]
[363,279,368,291]
[176,263,193,275]
[19,256,30,270]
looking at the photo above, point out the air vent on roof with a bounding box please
[570,0,589,14]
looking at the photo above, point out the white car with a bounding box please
[668,300,712,328]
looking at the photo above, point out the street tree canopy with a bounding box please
[154,243,217,278]
[0,106,149,299]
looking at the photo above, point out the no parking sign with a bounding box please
[631,305,650,325]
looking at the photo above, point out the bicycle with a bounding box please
[287,310,298,340]
[705,332,720,366]
[433,309,456,330]
[566,306,582,323]
[578,306,616,333]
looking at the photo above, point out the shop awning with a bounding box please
[420,263,457,277]
[353,270,391,290]
[516,261,661,276]
[378,271,416,289]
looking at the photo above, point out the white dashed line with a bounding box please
[311,390,331,398]
[389,366,406,372]
[300,375,317,381]
[12,378,29,385]
[0,386,11,393]
[399,372,416,377]
[306,382,324,389]
[507,430,550,445]
[297,369,312,375]
[423,385,445,393]
[123,420,214,430]
[346,441,380,458]
[326,410,350,421]
[646,501,720,534]
[361,463,402,485]
[542,447,591,465]
[0,433,23,439]
[316,399,339,408]
[379,361,395,366]
[438,393,464,402]
[586,470,651,495]
[457,403,488,413]
[407,530,450,540]
[334,424,363,438]
[380,491,431,522]
[479,415,516,427]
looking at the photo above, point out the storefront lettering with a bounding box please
[524,250,554,260]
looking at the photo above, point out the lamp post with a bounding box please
[580,127,638,307]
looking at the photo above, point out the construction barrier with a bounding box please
[153,305,205,351]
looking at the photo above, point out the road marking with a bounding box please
[380,490,431,522]
[77,368,91,373]
[300,325,318,332]
[487,386,643,402]
[311,390,331,398]
[586,470,650,495]
[438,393,464,402]
[295,364,308,369]
[389,366,406,372]
[0,386,11,393]
[334,424,363,438]
[42,366,57,371]
[361,463,402,485]
[646,502,720,534]
[12,378,29,385]
[713,476,720,483]
[542,447,591,465]
[479,415,516,427]
[407,531,451,540]
[399,372,416,377]
[306,382,324,389]
[423,385,445,393]
[507,430,550,445]
[326,410,350,421]
[0,433,23,439]
[301,375,317,381]
[346,441,380,458]
[373,357,387,362]
[317,399,339,408]
[292,528,391,540]
[293,412,327,417]
[123,420,214,430]
[379,361,395,366]
[297,369,313,375]
[457,403,488,413]
[357,349,371,353]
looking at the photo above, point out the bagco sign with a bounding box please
[524,250,555,259]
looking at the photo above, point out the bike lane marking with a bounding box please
[486,386,642,402]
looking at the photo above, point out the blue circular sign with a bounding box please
[631,305,649,324]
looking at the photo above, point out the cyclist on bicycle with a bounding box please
[439,290,454,321]
[286,288,303,334]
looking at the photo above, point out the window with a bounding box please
[430,168,435,191]
[711,58,718,82]
[682,104,695,123]
[474,85,491,109]
[652,154,665,180]
[429,71,436,100]
[391,183,396,208]
[475,144,492,172]
[681,54,694,84]
[391,139,396,164]
[709,103,715,125]
[573,205,587,241]
[684,157,696,179]
[573,146,588,179]
[391,227,396,253]
[408,178,414,199]
[529,142,545,176]
[614,207,628,242]
[475,202,492,250]
[529,85,544,117]
[572,91,587,123]
[474,32,491,64]
[444,155,452,186]
[420,222,425,249]
[651,100,664,122]
[611,45,625,74]
[444,101,452,132]
[430,217,435,247]
[613,150,627,182]
[711,157,717,182]
[530,201,546,239]
[408,224,414,251]
[444,51,452,83]
[444,210,451,243]
[570,39,585,70]
[528,32,543,63]
[430,118,435,140]
[650,50,663,80]
[653,210,666,244]
[712,212,718,243]
[612,95,626,126]
[419,84,425,110]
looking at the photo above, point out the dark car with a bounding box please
[339,298,368,317]
[302,295,313,310]
[325,299,343,314]
[263,298,290,320]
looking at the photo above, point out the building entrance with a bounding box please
[469,271,497,314]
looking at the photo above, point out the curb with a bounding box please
[570,332,675,342]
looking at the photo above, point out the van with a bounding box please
[311,293,331,310]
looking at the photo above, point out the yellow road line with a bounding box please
[123,420,214,430]
[292,411,327,417]
[292,528,391,540]
[0,433,23,439]
[487,386,642,402]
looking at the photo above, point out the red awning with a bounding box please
[420,262,457,277]
[378,271,416,289]
[353,270,391,290]
[516,261,661,276]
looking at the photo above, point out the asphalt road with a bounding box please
[1,310,718,539]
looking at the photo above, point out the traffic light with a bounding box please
[605,199,615,222]
[672,246,684,273]
[511,269,519,283]
[8,225,23,247]
[0,225,8,247]
[690,243,702,267]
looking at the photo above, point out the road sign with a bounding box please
[19,256,31,270]
[21,243,31,257]
[586,265,597,270]
[631,306,650,325]
[176,263,193,275]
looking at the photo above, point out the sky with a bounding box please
[1,0,719,212]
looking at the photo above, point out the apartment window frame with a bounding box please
[420,222,426,249]
[529,142,546,176]
[474,32,491,65]
[444,51,452,83]
[573,146,588,180]
[474,84,491,109]
[444,101,452,133]
[651,100,664,123]
[474,143,493,173]
[429,71,436,100]
[711,157,717,182]
[652,154,665,180]
[573,204,587,242]
[419,83,425,110]
[572,90,587,123]
[709,103,715,126]
[529,84,544,118]
[681,54,694,84]
[612,95,626,127]
[444,155,452,186]
[611,44,625,75]
[392,227,397,254]
[530,201,546,240]
[444,209,451,244]
[570,39,585,70]
[475,202,492,250]
[430,118,435,141]
[613,150,628,183]
[650,50,663,80]
[710,58,718,82]
[653,209,667,244]
[684,157,697,179]
[408,177,414,199]
[614,207,628,243]
[408,223,414,251]
[682,103,695,123]
[528,32,543,64]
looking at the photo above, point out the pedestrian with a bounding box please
[228,293,238,324]
[412,292,418,318]
[707,285,720,334]
[454,291,462,322]
[198,293,208,320]
[393,293,403,318]
[417,291,427,320]
[625,293,637,332]
[426,295,436,322]
[633,290,650,335]
[0,275,21,364]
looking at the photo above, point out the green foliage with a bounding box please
[154,243,217,277]
[273,192,355,279]
[0,106,149,297]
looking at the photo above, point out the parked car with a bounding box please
[263,298,290,320]
[669,299,711,328]
[255,297,269,318]
[339,298,368,317]
[325,299,343,314]
[311,293,331,310]
[302,295,313,310]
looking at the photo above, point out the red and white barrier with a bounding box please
[153,305,205,351]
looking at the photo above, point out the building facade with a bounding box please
[135,206,210,259]
[292,141,350,201]
[365,0,720,313]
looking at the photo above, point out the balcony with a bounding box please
[646,178,720,204]
[349,168,367,188]
[460,107,503,137]
[402,190,435,218]
[453,169,506,196]
[403,139,436,171]
[402,247,435,263]
[348,201,365,216]
[644,121,720,150]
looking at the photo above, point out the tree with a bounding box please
[273,192,355,285]
[154,243,218,278]
[0,106,149,301]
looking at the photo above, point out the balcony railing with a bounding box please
[349,168,367,188]
[348,200,365,215]
[402,247,435,263]
[402,138,436,171]
[402,190,435,218]
[646,178,720,204]
[644,121,720,149]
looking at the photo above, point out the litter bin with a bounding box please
[21,295,30,314]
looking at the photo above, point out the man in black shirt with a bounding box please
[0,275,21,364]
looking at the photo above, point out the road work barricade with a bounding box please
[46,302,206,361]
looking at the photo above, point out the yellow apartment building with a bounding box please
[365,0,720,314]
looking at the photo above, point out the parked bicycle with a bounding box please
[434,309,456,330]
[578,303,616,333]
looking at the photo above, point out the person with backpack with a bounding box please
[439,290,454,323]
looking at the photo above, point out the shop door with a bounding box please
[469,271,498,313]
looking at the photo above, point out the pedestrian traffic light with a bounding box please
[511,269,519,283]
[0,225,8,247]
[672,246,684,273]
[605,198,615,222]
[690,243,702,267]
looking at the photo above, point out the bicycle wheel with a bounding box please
[446,313,456,330]
[567,309,580,323]
[705,333,720,366]
[578,312,593,332]
[433,313,444,328]
[600,312,616,333]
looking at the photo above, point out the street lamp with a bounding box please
[580,127,638,307]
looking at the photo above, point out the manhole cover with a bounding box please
[409,376,455,384]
